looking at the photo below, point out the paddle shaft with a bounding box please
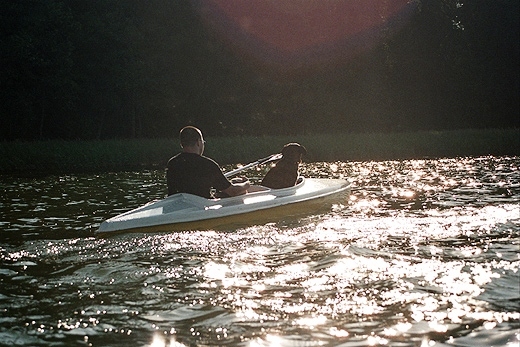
[224,153,281,178]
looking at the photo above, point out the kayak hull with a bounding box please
[97,178,350,235]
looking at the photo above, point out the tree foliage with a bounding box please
[0,0,518,140]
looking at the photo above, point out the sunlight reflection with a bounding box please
[301,275,330,292]
[149,333,187,347]
[266,263,309,286]
[252,283,266,292]
[429,320,448,333]
[249,332,330,347]
[236,307,260,320]
[350,198,383,215]
[354,198,382,208]
[483,321,497,329]
[383,322,412,336]
[203,261,247,288]
[367,335,389,346]
[471,263,500,286]
[402,190,415,198]
[149,334,164,347]
[204,262,229,280]
[249,334,283,347]
[294,315,327,328]
[329,326,349,337]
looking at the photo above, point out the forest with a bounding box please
[1,0,518,140]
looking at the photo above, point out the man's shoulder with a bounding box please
[167,153,219,167]
[168,152,198,161]
[200,155,220,165]
[167,152,183,165]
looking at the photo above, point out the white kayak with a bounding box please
[97,177,350,234]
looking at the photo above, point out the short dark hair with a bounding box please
[179,126,202,147]
[281,143,307,160]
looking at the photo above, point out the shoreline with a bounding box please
[1,128,518,175]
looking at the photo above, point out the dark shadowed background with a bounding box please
[1,0,518,140]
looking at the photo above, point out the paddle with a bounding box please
[224,153,282,178]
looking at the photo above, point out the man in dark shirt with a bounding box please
[166,126,250,198]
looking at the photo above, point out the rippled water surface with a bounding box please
[1,156,519,347]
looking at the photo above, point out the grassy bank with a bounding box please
[1,128,518,175]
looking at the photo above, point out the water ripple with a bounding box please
[0,157,518,346]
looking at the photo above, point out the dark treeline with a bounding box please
[1,0,518,140]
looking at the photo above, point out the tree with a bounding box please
[0,0,77,139]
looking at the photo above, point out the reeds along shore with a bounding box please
[1,128,519,175]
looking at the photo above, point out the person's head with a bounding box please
[281,143,307,163]
[179,126,205,154]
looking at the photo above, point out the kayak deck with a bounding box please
[97,177,350,234]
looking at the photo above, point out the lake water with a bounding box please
[0,156,518,347]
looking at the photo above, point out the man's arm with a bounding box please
[222,179,250,196]
[206,157,250,197]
